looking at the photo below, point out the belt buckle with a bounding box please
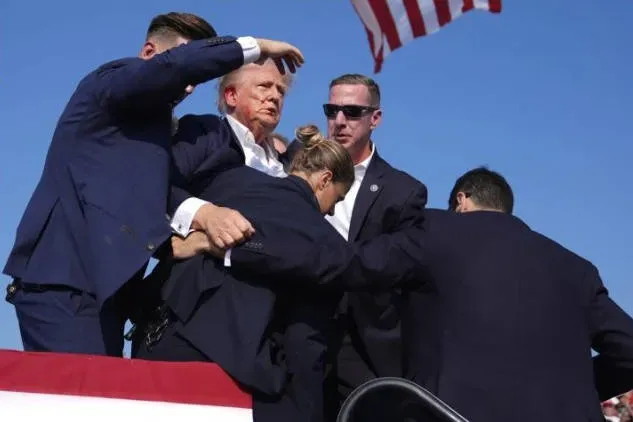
[5,281,18,301]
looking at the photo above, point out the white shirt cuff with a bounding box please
[237,36,261,64]
[171,197,208,237]
[224,248,232,267]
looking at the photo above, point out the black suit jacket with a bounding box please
[129,113,247,321]
[402,209,633,422]
[335,152,427,393]
[157,165,422,413]
[169,113,247,210]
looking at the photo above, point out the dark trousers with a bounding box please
[6,279,127,356]
[136,325,308,422]
[134,315,324,422]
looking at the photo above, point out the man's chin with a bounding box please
[334,136,352,145]
[260,118,280,130]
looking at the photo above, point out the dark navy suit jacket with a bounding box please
[168,113,253,213]
[285,140,428,390]
[3,37,245,305]
[401,209,633,422]
[158,165,421,400]
[339,153,427,386]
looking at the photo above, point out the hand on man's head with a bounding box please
[255,38,304,74]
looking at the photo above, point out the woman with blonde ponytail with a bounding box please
[137,124,421,422]
[288,124,355,215]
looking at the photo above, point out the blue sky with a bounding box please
[1,0,631,351]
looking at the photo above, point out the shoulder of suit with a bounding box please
[179,113,223,126]
[528,226,595,269]
[74,58,137,88]
[374,155,427,193]
[177,113,226,134]
[421,208,455,227]
[467,212,596,271]
[93,57,139,76]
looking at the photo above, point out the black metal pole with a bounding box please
[336,377,470,422]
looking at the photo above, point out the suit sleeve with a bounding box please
[230,224,425,291]
[96,37,244,110]
[394,183,428,230]
[168,115,214,215]
[168,115,239,233]
[588,265,633,400]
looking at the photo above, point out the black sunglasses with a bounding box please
[323,104,378,119]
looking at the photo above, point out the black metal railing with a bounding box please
[337,377,470,422]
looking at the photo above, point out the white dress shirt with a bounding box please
[325,145,376,240]
[224,116,286,179]
[169,39,287,238]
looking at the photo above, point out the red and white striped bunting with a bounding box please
[0,349,253,421]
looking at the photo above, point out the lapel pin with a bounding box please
[370,184,379,192]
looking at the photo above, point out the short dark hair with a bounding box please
[329,74,381,107]
[448,167,514,213]
[147,12,216,41]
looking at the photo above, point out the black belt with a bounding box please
[6,279,82,299]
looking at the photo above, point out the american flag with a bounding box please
[351,0,502,72]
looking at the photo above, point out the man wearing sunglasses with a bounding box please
[319,74,428,418]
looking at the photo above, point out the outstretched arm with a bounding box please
[96,37,304,111]
[228,224,425,291]
[96,38,246,110]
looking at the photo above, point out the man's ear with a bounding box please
[224,86,238,109]
[456,192,468,211]
[370,109,382,130]
[140,41,157,60]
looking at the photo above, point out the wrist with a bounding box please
[191,203,218,230]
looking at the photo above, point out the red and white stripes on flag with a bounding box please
[351,0,502,72]
[0,349,253,421]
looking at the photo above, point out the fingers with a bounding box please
[284,57,296,74]
[202,207,255,250]
[274,58,286,75]
[207,242,226,259]
[289,46,304,66]
[256,39,304,74]
[281,46,303,74]
[211,234,227,250]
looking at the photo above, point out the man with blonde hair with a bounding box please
[168,58,294,241]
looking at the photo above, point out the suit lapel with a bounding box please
[222,117,246,160]
[348,153,388,242]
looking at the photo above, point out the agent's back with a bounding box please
[403,208,633,422]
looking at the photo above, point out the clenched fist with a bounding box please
[191,203,255,249]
